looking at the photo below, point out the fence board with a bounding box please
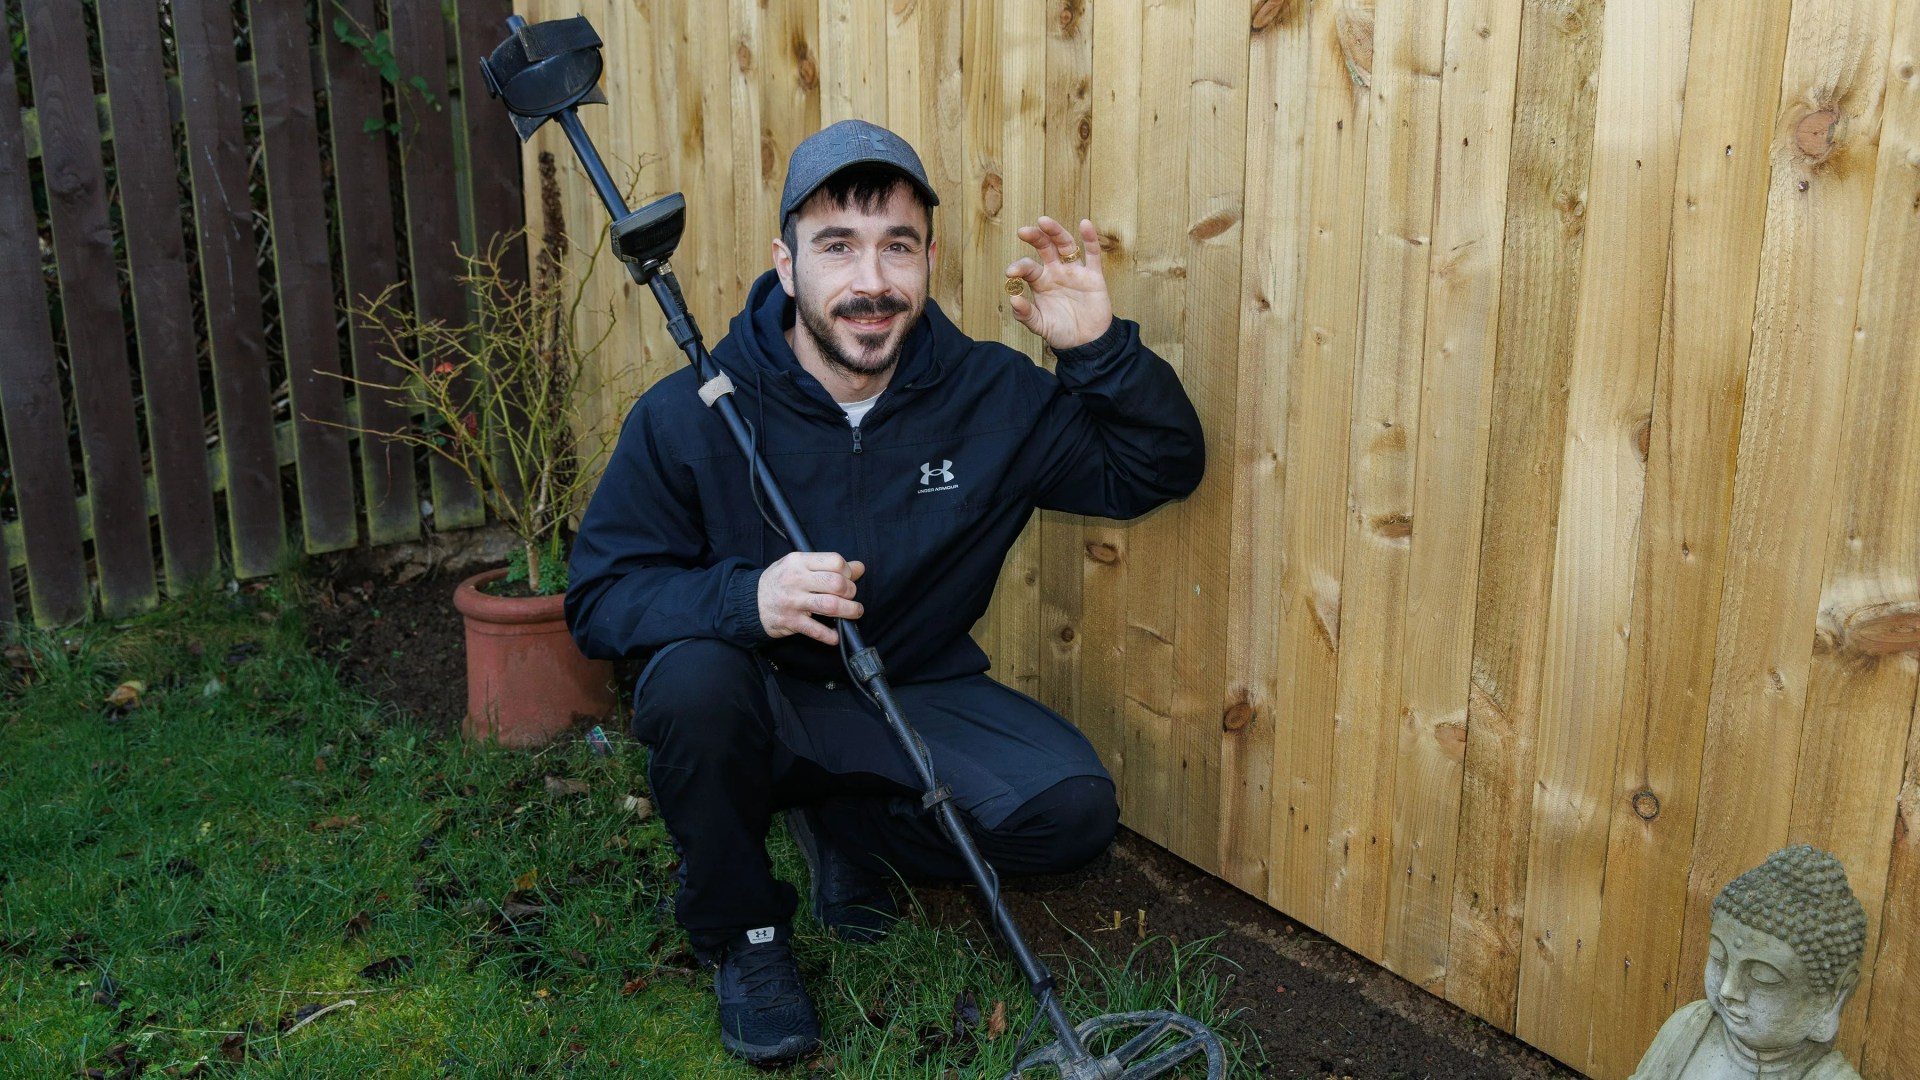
[1833,8,1920,1067]
[1678,0,1895,1008]
[452,0,524,275]
[1220,0,1310,901]
[1565,2,1695,1074]
[1321,0,1447,961]
[97,0,220,592]
[23,0,157,615]
[1786,0,1920,1052]
[249,0,356,554]
[389,0,484,530]
[175,0,288,576]
[1446,0,1603,1026]
[0,19,87,625]
[321,0,419,546]
[1035,0,1094,737]
[1865,693,1920,1077]
[1381,0,1522,996]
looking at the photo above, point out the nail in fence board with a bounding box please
[22,0,158,615]
[97,0,221,594]
[320,0,419,546]
[248,0,356,554]
[174,0,288,577]
[0,5,89,624]
[388,0,483,530]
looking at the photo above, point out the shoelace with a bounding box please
[727,944,805,1000]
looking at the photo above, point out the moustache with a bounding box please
[833,296,911,321]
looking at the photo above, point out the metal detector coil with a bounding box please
[482,18,1227,1079]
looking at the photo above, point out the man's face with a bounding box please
[774,181,935,382]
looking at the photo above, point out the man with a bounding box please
[565,119,1204,1064]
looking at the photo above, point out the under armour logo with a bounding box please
[747,927,775,945]
[920,460,955,486]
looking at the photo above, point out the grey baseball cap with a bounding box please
[779,119,940,226]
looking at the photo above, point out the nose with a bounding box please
[850,247,887,295]
[1717,964,1745,1003]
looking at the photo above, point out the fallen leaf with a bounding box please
[311,815,361,832]
[621,794,653,820]
[358,955,413,980]
[987,999,1006,1040]
[951,991,980,1039]
[563,948,592,969]
[620,976,648,995]
[543,776,589,798]
[103,680,145,709]
[217,1033,247,1063]
[280,1002,325,1031]
[514,868,539,891]
[344,910,372,940]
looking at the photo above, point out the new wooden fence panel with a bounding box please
[1321,0,1447,961]
[1788,0,1920,1056]
[1678,0,1896,1005]
[1867,691,1920,1077]
[1572,2,1697,1074]
[390,0,484,531]
[97,0,221,591]
[1117,0,1193,850]
[1381,0,1522,995]
[1221,0,1311,901]
[1445,0,1602,1026]
[24,0,158,615]
[175,0,288,577]
[1262,0,1373,929]
[322,0,420,546]
[249,0,356,554]
[1034,0,1095,740]
[1844,10,1920,1070]
[1585,0,1791,1061]
[0,14,88,624]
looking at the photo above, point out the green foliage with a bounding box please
[329,3,438,138]
[504,536,568,596]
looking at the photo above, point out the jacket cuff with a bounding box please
[723,568,772,644]
[1050,317,1130,364]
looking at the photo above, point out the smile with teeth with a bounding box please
[843,314,895,331]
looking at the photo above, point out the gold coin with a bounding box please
[1004,276,1025,295]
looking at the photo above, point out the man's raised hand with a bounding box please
[1004,216,1113,351]
[758,551,865,646]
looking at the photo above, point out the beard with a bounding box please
[794,284,920,381]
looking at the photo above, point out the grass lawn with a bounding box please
[0,583,1248,1078]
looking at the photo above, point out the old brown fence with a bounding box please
[529,0,1920,1076]
[0,0,523,628]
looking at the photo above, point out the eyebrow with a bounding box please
[808,223,925,245]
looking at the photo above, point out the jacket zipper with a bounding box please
[850,425,863,453]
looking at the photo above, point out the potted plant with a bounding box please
[344,210,620,746]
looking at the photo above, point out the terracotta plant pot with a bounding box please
[452,567,617,747]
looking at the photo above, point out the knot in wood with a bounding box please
[1842,600,1920,656]
[1058,626,1076,643]
[1222,701,1255,732]
[1251,0,1299,32]
[1085,541,1121,565]
[1632,789,1660,821]
[1794,109,1838,163]
[981,172,1004,218]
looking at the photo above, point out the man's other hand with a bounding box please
[1005,216,1113,351]
[758,552,866,645]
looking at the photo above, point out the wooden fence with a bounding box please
[529,0,1920,1075]
[0,0,524,629]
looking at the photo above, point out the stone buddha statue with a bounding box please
[1631,845,1868,1080]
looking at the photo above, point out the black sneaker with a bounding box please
[710,925,820,1064]
[785,805,899,943]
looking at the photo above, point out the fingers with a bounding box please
[1078,218,1102,273]
[758,551,866,644]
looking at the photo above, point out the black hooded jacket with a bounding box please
[564,269,1205,685]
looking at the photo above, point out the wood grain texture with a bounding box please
[174,0,288,576]
[1445,0,1603,1028]
[1381,0,1522,996]
[1864,688,1920,1077]
[1321,0,1447,961]
[0,5,88,624]
[1221,0,1312,902]
[1677,0,1896,1012]
[1784,0,1920,1059]
[24,0,157,613]
[97,0,220,590]
[248,0,356,555]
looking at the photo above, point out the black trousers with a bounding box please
[631,638,1117,955]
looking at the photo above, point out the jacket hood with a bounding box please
[717,269,962,411]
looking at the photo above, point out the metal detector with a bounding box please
[479,18,1228,1079]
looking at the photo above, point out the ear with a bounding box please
[773,237,797,297]
[1810,963,1861,1044]
[926,237,938,281]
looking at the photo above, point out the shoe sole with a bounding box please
[720,1028,818,1065]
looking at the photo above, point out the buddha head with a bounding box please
[1706,845,1867,1053]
